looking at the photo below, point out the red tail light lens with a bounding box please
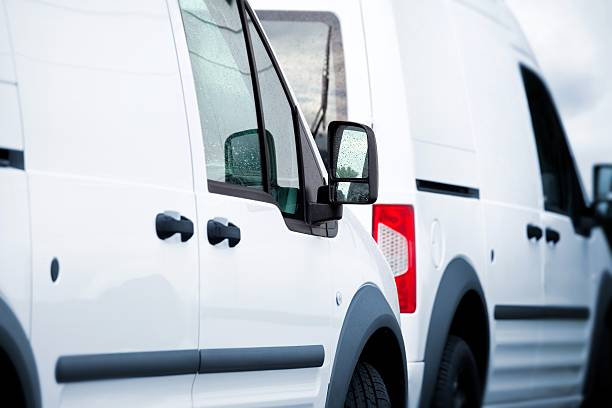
[372,204,416,313]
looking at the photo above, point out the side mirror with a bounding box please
[593,164,612,222]
[327,121,378,204]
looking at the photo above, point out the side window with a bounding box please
[521,66,588,224]
[247,12,301,216]
[179,0,303,217]
[179,0,263,189]
[258,11,347,166]
[522,67,572,214]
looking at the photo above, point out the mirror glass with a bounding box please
[331,125,370,204]
[333,127,368,179]
[224,129,263,188]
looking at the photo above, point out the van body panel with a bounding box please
[0,0,16,83]
[7,1,200,406]
[394,0,475,154]
[0,84,22,150]
[0,169,32,340]
[451,4,548,401]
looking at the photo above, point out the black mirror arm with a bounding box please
[307,185,343,225]
[308,202,343,225]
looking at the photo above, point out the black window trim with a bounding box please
[520,64,591,236]
[237,0,272,195]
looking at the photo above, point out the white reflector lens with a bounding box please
[377,223,408,276]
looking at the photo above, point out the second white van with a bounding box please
[254,0,612,406]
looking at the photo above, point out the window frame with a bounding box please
[180,0,332,235]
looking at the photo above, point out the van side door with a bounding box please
[9,1,201,406]
[521,66,591,400]
[169,0,334,405]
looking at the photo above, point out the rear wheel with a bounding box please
[345,361,391,408]
[584,308,612,406]
[433,335,482,408]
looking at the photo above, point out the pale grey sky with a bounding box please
[507,0,612,199]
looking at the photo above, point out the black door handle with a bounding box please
[545,228,561,244]
[156,213,194,242]
[207,219,241,248]
[526,224,543,241]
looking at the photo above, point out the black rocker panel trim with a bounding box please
[199,345,324,373]
[56,345,325,383]
[55,350,199,383]
[494,305,590,320]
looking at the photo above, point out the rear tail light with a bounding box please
[372,204,416,313]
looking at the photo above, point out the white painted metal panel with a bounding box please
[6,1,200,406]
[0,0,15,83]
[0,83,22,150]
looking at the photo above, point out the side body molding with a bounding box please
[419,258,489,408]
[0,299,41,408]
[325,284,407,408]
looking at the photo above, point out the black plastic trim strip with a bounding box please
[55,350,199,383]
[415,179,480,199]
[0,148,24,170]
[494,305,590,320]
[207,180,275,204]
[199,345,324,374]
[237,0,270,194]
[55,345,324,383]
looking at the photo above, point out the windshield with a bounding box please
[258,10,347,165]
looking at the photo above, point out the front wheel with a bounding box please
[345,361,391,408]
[433,336,482,408]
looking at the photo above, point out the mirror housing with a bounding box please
[593,164,612,222]
[327,121,378,205]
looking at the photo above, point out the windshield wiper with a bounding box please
[311,25,332,137]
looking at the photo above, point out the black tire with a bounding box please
[345,361,391,408]
[433,336,482,408]
[583,310,612,407]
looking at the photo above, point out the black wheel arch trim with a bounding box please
[419,258,489,408]
[325,283,407,408]
[0,298,41,408]
[583,271,612,402]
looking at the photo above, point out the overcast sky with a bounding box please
[507,0,612,199]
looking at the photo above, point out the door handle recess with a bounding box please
[207,219,241,248]
[156,213,194,242]
[526,224,543,241]
[545,228,561,244]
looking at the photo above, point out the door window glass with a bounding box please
[179,0,263,189]
[258,11,347,165]
[522,66,589,231]
[247,13,301,215]
[522,67,572,214]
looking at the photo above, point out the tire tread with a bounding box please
[345,361,391,408]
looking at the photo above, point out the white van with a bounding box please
[254,0,612,406]
[0,0,408,406]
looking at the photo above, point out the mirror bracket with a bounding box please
[308,202,343,225]
[308,185,342,225]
